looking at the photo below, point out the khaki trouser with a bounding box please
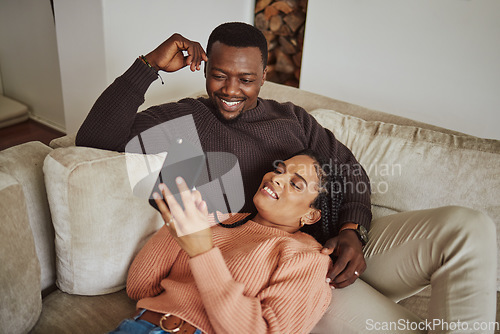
[312,206,497,334]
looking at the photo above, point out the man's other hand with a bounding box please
[321,229,366,288]
[145,33,208,73]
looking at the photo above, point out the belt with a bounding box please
[136,309,198,334]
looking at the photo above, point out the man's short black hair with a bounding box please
[207,22,268,68]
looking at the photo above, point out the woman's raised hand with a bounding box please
[153,177,213,257]
[144,33,208,73]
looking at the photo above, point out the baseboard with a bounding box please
[29,113,66,134]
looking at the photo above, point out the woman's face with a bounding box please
[253,155,322,233]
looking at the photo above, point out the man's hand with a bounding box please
[321,229,366,288]
[145,33,208,73]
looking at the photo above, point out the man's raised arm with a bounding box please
[76,34,207,151]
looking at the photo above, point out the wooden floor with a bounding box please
[0,119,66,151]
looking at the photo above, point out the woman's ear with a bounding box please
[302,209,321,226]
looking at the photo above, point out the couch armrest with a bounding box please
[49,134,76,149]
[0,172,42,333]
[0,141,55,291]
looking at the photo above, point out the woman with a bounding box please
[112,150,342,334]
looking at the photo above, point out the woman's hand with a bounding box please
[153,177,213,257]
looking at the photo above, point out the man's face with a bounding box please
[205,41,267,121]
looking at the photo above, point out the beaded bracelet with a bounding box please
[139,55,164,84]
[139,55,153,69]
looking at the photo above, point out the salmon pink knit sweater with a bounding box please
[126,217,332,334]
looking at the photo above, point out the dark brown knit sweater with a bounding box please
[76,59,372,230]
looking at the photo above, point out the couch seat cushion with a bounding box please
[31,289,136,334]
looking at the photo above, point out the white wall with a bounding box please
[301,0,500,140]
[0,0,65,131]
[53,0,107,135]
[54,0,254,134]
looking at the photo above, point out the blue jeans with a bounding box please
[109,309,202,334]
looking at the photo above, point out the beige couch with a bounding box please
[1,81,499,333]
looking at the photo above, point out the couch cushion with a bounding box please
[0,172,42,333]
[31,289,136,334]
[310,108,500,288]
[0,141,55,291]
[43,147,164,295]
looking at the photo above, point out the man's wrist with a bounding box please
[339,223,368,246]
[339,222,358,232]
[140,54,160,72]
[339,229,363,247]
[138,55,164,84]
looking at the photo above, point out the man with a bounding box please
[77,22,496,332]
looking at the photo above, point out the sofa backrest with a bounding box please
[258,81,468,136]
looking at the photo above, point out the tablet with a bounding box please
[148,140,206,212]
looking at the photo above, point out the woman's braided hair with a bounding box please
[295,149,343,245]
[218,149,343,245]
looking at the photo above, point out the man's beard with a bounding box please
[213,109,244,124]
[208,97,244,124]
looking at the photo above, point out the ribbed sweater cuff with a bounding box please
[189,247,233,292]
[339,204,373,230]
[121,58,160,93]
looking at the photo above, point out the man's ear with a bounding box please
[204,62,207,78]
[261,66,267,86]
[303,209,321,226]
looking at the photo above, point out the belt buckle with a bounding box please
[159,313,185,333]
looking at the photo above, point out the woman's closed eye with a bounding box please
[274,166,285,174]
[273,161,308,191]
[290,179,305,191]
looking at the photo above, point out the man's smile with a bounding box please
[221,99,243,107]
[214,95,248,120]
